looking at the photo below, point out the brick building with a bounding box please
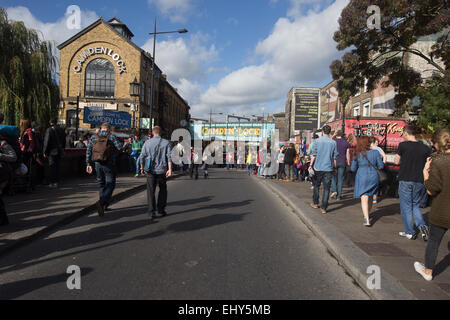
[57,17,190,137]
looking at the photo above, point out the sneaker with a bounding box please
[364,218,371,227]
[419,225,429,242]
[414,262,433,281]
[96,201,105,217]
[135,174,139,177]
[158,211,167,217]
[330,192,338,199]
[310,203,320,209]
[399,232,417,240]
[320,209,327,214]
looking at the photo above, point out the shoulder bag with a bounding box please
[363,153,389,185]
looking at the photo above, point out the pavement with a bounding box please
[254,174,450,300]
[0,171,181,258]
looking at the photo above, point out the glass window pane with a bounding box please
[85,58,115,98]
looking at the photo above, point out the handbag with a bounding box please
[363,153,389,185]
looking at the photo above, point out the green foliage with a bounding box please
[0,8,59,127]
[416,72,450,132]
[331,0,449,123]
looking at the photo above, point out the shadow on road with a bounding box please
[0,267,94,300]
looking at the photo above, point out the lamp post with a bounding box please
[129,77,140,131]
[67,93,80,139]
[149,20,188,131]
[209,109,223,141]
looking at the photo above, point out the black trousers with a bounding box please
[0,195,8,225]
[425,223,448,270]
[190,164,199,179]
[146,173,168,214]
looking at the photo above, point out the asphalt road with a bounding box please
[0,169,369,300]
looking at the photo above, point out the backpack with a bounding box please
[92,134,112,162]
[20,129,36,154]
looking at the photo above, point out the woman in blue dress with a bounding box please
[351,136,384,227]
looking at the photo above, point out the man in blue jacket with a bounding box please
[86,123,122,216]
[140,126,173,221]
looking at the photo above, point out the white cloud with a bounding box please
[142,33,218,83]
[147,0,194,23]
[6,6,99,45]
[194,0,349,117]
[141,32,219,110]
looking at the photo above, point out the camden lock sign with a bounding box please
[73,46,127,74]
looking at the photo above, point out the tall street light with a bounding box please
[149,19,188,131]
[129,77,140,131]
[209,109,223,141]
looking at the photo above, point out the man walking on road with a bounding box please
[43,119,66,189]
[86,123,123,216]
[310,125,338,214]
[395,125,432,241]
[140,126,172,221]
[330,130,351,200]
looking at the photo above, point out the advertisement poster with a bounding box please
[328,119,408,149]
[294,88,320,131]
[191,123,276,142]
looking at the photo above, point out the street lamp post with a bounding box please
[129,77,140,131]
[209,109,223,141]
[67,93,80,139]
[149,20,188,131]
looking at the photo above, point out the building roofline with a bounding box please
[108,16,135,38]
[57,18,104,50]
[162,77,191,110]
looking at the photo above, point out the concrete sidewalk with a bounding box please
[0,172,181,258]
[256,176,450,300]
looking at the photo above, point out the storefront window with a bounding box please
[85,59,115,98]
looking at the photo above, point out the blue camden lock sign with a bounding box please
[83,107,132,128]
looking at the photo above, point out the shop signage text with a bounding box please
[83,107,131,128]
[73,46,127,74]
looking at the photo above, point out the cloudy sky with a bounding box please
[2,0,349,121]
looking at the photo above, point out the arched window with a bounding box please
[85,59,115,98]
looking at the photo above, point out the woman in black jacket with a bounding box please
[283,143,296,182]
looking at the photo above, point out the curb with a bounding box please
[0,173,182,259]
[254,176,417,300]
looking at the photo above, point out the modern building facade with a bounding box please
[57,17,190,136]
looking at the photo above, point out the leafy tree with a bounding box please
[330,0,449,126]
[416,71,450,131]
[0,8,59,127]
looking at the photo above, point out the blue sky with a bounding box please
[1,0,349,120]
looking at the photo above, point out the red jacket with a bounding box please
[20,128,35,154]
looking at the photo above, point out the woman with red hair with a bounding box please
[350,136,384,226]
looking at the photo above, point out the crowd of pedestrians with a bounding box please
[241,124,449,283]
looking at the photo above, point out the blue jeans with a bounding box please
[331,164,346,199]
[95,162,117,207]
[313,171,333,210]
[398,181,427,235]
[135,156,141,175]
